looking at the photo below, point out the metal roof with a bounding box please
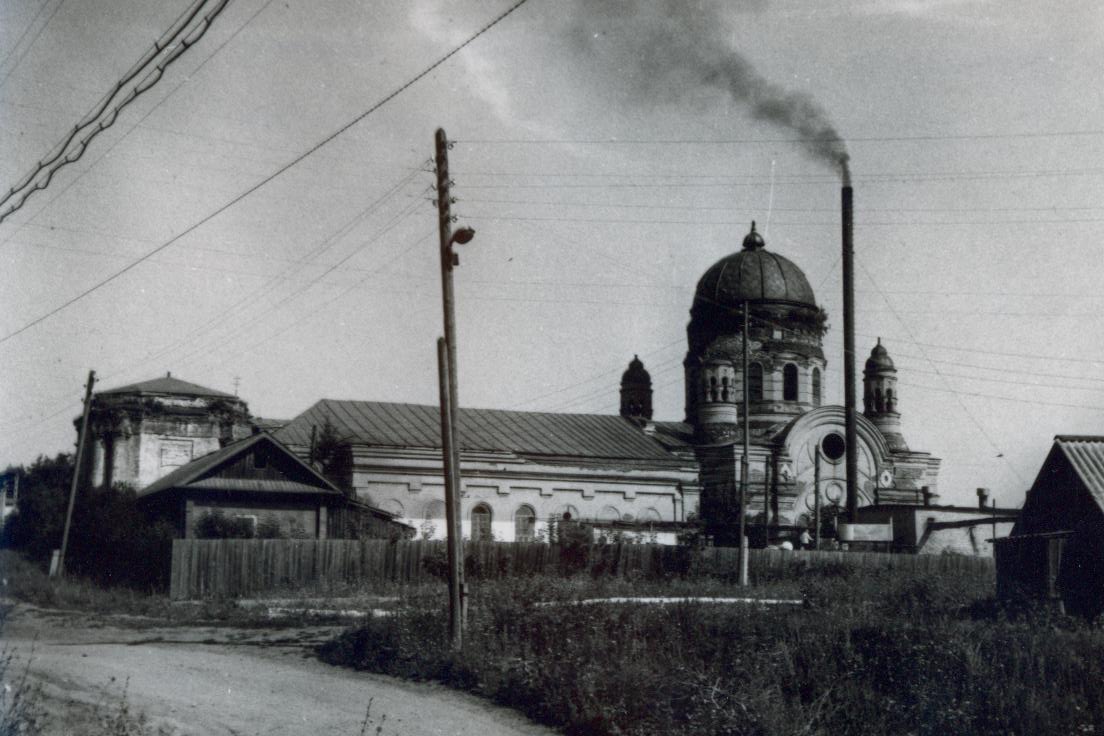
[276,400,686,465]
[694,245,817,310]
[100,374,235,398]
[185,478,341,495]
[1056,436,1104,513]
[139,432,341,498]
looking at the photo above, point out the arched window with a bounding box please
[514,505,536,542]
[783,364,799,401]
[380,498,404,517]
[812,367,822,407]
[721,375,730,402]
[424,500,446,520]
[886,387,895,412]
[471,503,493,542]
[748,363,763,402]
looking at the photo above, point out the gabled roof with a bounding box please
[276,399,686,466]
[140,432,341,498]
[1054,436,1104,514]
[100,374,235,398]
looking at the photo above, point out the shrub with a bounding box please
[1,459,174,590]
[193,511,254,539]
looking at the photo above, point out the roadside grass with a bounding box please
[320,567,1104,736]
[0,550,416,627]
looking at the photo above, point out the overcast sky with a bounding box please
[1,0,1102,507]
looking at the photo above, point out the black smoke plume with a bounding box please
[567,0,850,182]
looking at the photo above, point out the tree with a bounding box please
[0,453,74,563]
[1,453,175,588]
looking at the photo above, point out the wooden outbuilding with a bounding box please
[995,436,1104,616]
[139,431,347,539]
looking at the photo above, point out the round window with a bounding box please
[821,433,846,462]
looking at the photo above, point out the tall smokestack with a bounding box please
[842,184,858,521]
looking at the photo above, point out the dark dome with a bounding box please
[865,338,896,372]
[621,355,651,385]
[694,223,817,310]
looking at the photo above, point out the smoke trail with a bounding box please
[567,0,850,182]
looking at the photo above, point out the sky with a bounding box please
[1,0,1102,508]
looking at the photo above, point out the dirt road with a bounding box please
[2,604,555,736]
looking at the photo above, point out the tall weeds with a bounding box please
[320,570,1104,736]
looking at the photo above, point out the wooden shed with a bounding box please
[138,431,346,539]
[996,436,1104,616]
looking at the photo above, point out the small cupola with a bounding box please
[620,355,653,420]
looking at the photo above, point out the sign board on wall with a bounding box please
[160,440,193,468]
[838,520,894,543]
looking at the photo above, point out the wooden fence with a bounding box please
[169,538,996,600]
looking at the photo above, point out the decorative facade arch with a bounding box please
[423,500,445,520]
[380,498,404,516]
[554,504,580,521]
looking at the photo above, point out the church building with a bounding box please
[271,223,942,544]
[80,224,945,546]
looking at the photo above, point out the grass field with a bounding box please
[320,565,1104,736]
[5,548,1104,735]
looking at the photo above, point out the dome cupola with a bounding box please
[693,222,817,312]
[683,222,828,437]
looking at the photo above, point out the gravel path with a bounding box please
[2,604,554,736]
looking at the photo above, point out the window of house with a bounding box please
[783,364,799,401]
[471,503,493,542]
[515,505,536,542]
[748,363,763,401]
[812,367,822,407]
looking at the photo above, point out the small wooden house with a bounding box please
[996,436,1104,616]
[138,432,347,539]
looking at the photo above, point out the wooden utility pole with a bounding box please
[738,300,750,586]
[57,370,95,578]
[435,128,473,648]
[763,456,771,544]
[813,452,822,549]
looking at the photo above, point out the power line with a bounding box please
[0,0,282,265]
[463,212,1104,227]
[0,0,533,347]
[900,380,1104,413]
[458,196,1104,215]
[0,0,230,223]
[457,129,1104,144]
[454,165,1104,183]
[858,262,1024,485]
[0,0,67,90]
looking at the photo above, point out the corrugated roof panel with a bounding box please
[188,478,342,495]
[1057,437,1104,514]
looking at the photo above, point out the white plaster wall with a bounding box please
[359,470,690,544]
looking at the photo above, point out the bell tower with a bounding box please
[863,338,907,451]
[619,355,653,420]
